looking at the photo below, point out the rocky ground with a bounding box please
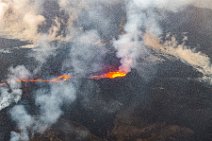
[0,6,212,141]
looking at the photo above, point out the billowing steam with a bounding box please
[0,0,45,41]
[9,82,76,141]
[10,105,34,141]
[113,0,203,73]
[0,0,211,141]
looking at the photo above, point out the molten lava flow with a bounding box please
[17,74,72,83]
[90,71,127,80]
[15,70,127,83]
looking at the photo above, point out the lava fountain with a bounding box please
[89,71,127,80]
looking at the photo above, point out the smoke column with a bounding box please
[0,0,211,141]
[9,82,76,141]
[112,0,198,73]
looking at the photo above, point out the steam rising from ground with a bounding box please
[0,0,211,41]
[0,0,45,41]
[144,33,212,84]
[112,0,199,73]
[9,82,76,141]
[0,0,212,141]
[0,66,31,111]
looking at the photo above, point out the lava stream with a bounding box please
[17,74,72,83]
[90,71,127,80]
[16,71,127,83]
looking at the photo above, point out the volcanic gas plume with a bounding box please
[0,0,212,141]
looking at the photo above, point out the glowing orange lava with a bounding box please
[17,74,72,83]
[90,71,127,80]
[16,71,127,83]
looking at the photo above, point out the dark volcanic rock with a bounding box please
[112,122,193,141]
[31,119,105,141]
[1,5,212,141]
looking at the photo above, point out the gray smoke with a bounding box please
[10,105,34,141]
[0,66,31,111]
[0,0,211,141]
[34,82,76,132]
[9,82,76,141]
[144,33,212,84]
[113,0,195,73]
[62,30,106,76]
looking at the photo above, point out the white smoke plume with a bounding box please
[0,0,207,42]
[28,35,57,73]
[0,0,45,41]
[0,0,70,42]
[0,0,211,141]
[10,105,34,141]
[9,82,76,141]
[63,30,106,76]
[112,0,201,73]
[144,33,212,84]
[2,1,109,140]
[0,66,31,111]
[34,83,76,132]
[193,0,212,9]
